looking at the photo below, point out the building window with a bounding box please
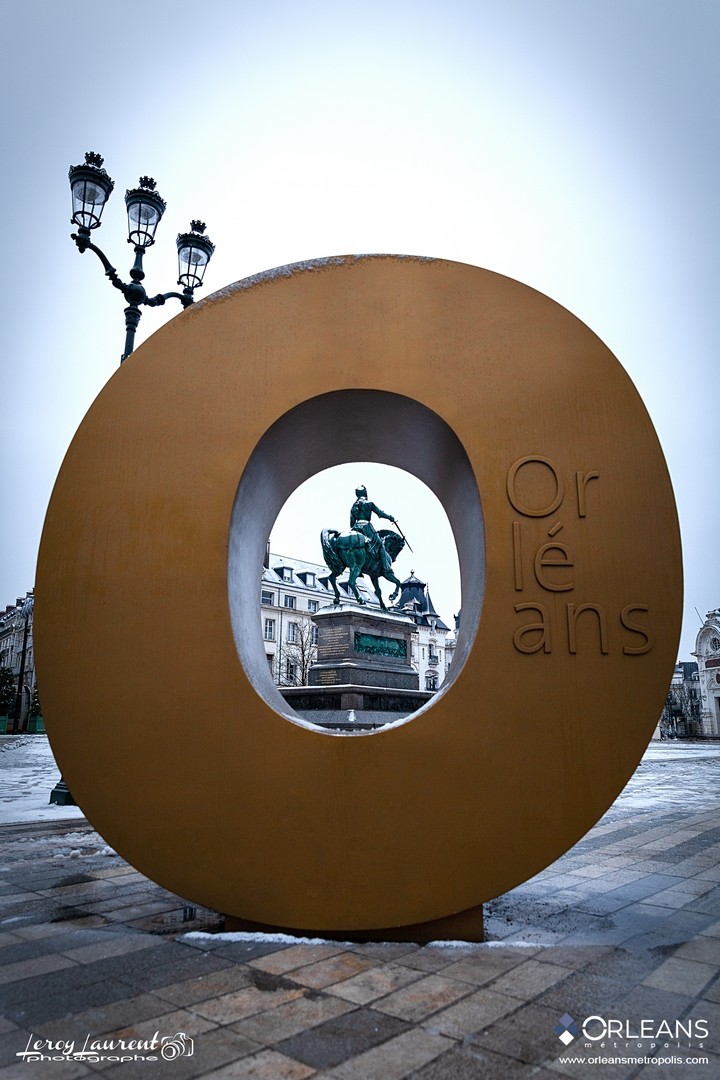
[264,619,275,641]
[261,590,274,605]
[286,660,297,682]
[280,567,293,582]
[284,595,296,609]
[311,625,319,645]
[266,653,274,672]
[287,622,298,643]
[305,572,315,587]
[426,674,438,691]
[308,600,318,613]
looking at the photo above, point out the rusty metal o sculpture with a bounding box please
[35,256,682,933]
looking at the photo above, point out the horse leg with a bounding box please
[370,575,386,610]
[385,570,403,603]
[330,572,341,605]
[347,552,365,605]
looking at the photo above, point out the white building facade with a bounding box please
[261,551,379,686]
[693,608,720,736]
[0,591,36,729]
[390,572,455,691]
[260,551,455,692]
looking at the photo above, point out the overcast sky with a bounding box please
[1,0,718,659]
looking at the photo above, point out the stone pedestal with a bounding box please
[282,604,433,729]
[311,604,418,690]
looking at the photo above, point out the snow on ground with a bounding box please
[619,740,720,812]
[0,735,85,824]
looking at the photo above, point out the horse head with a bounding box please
[380,530,405,563]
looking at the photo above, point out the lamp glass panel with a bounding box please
[71,178,109,229]
[127,199,161,248]
[178,243,209,288]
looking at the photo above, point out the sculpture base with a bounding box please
[288,604,431,728]
[309,604,419,691]
[223,903,484,944]
[282,683,433,729]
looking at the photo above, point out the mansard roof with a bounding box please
[392,571,449,630]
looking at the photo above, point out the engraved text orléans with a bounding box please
[507,455,653,656]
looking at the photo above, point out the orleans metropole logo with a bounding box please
[555,1013,709,1050]
[555,1014,578,1046]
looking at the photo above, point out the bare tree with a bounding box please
[660,681,702,738]
[282,619,318,686]
[0,666,14,716]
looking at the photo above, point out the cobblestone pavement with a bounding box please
[0,739,719,1077]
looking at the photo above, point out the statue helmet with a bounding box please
[355,485,367,497]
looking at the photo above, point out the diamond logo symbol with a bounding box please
[555,1013,578,1044]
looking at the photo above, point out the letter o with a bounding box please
[583,1017,607,1041]
[35,256,681,931]
[507,455,564,517]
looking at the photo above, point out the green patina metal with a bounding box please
[354,632,407,659]
[320,485,411,610]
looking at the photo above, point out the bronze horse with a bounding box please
[321,528,405,609]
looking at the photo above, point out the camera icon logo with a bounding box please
[160,1033,194,1060]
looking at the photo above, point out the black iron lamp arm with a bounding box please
[146,289,194,310]
[71,232,126,293]
[71,231,194,310]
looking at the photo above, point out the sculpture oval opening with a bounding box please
[228,390,484,733]
[265,463,461,730]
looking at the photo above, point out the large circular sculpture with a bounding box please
[35,256,682,931]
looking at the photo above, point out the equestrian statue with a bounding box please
[321,485,408,610]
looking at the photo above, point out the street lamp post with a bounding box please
[49,153,215,804]
[68,151,215,363]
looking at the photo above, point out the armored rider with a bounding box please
[350,486,396,573]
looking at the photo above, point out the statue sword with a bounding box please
[392,520,414,553]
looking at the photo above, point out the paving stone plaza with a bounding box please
[0,737,719,1077]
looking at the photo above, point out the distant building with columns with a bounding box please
[693,609,720,736]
